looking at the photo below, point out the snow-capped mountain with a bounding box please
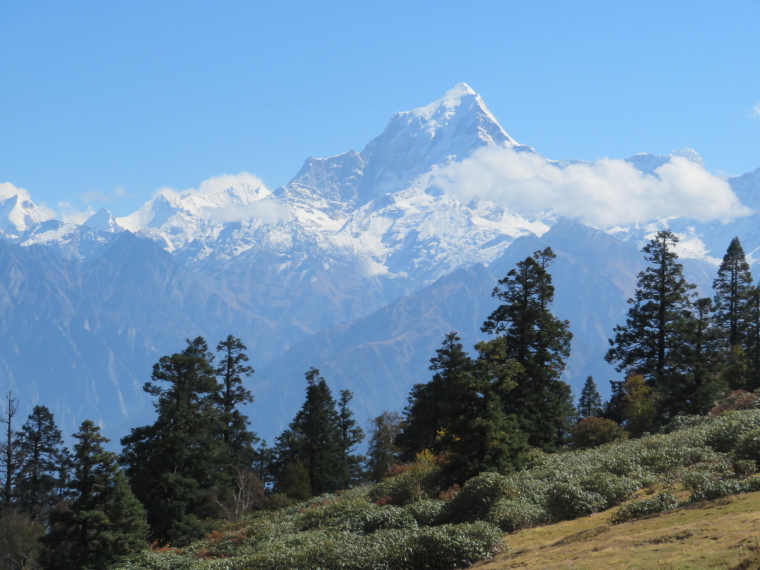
[1,83,759,443]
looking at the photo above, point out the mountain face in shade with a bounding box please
[0,84,758,443]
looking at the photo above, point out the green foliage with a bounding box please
[368,450,444,505]
[610,492,678,524]
[42,420,147,569]
[0,513,44,570]
[121,337,230,545]
[482,247,574,451]
[274,368,364,496]
[606,230,699,419]
[14,405,69,520]
[485,499,549,532]
[734,427,760,463]
[578,376,603,418]
[572,416,627,449]
[277,462,312,501]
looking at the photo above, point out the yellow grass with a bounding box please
[471,491,760,569]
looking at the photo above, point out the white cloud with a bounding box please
[753,103,760,119]
[0,181,32,201]
[429,147,751,227]
[208,199,291,224]
[56,202,96,225]
[193,172,267,196]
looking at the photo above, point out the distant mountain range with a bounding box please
[2,83,758,443]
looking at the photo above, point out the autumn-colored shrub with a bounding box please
[572,417,628,449]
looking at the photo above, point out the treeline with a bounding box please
[1,230,758,568]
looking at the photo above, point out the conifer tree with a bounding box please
[713,237,754,348]
[14,406,68,520]
[606,230,697,419]
[42,421,146,569]
[577,377,603,418]
[482,247,574,450]
[744,287,760,390]
[337,389,364,488]
[214,336,258,479]
[121,337,226,545]
[274,368,362,496]
[396,332,475,458]
[397,334,528,483]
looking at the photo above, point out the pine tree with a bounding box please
[42,421,147,569]
[397,334,528,483]
[578,377,603,418]
[482,247,574,450]
[274,369,362,496]
[606,230,697,419]
[396,332,475,458]
[713,237,754,348]
[214,335,257,471]
[121,337,226,545]
[14,406,69,521]
[337,389,364,488]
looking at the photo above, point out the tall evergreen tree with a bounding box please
[274,368,362,496]
[606,230,697,418]
[14,406,69,520]
[397,334,528,483]
[337,389,364,488]
[577,377,603,418]
[482,247,574,450]
[396,332,475,458]
[42,421,147,569]
[713,237,754,348]
[121,337,225,545]
[214,335,258,476]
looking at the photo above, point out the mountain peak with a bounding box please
[84,207,125,233]
[0,193,52,237]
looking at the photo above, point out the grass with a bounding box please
[472,491,760,569]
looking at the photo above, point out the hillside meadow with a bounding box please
[110,408,760,569]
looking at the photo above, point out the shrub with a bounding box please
[572,417,628,449]
[485,499,549,532]
[580,473,639,508]
[368,451,444,505]
[544,480,606,520]
[440,472,517,524]
[709,390,759,416]
[610,492,678,524]
[735,428,760,463]
[404,500,447,527]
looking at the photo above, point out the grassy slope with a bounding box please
[474,491,760,570]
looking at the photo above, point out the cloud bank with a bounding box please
[429,147,750,227]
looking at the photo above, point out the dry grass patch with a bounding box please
[472,491,760,569]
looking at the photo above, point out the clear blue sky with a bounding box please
[2,1,759,218]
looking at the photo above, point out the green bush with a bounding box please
[404,500,447,526]
[580,473,639,508]
[610,492,678,524]
[572,416,627,449]
[440,472,518,523]
[545,480,606,520]
[735,428,760,463]
[485,499,549,532]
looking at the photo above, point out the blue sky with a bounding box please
[2,1,759,218]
